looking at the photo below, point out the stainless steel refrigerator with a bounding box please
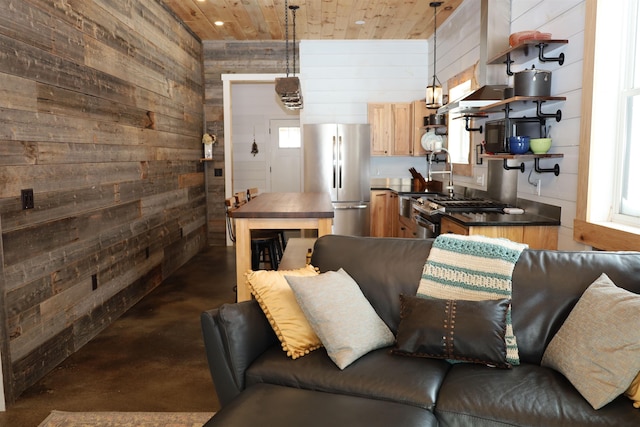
[303,124,370,236]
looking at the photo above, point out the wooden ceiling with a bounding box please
[163,0,463,41]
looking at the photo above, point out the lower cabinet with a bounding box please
[398,215,418,238]
[370,190,399,237]
[440,217,558,250]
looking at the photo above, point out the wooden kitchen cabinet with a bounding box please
[368,103,412,156]
[370,190,399,237]
[398,215,418,238]
[440,216,558,249]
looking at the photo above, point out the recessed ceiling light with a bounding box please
[355,20,365,25]
[214,21,224,26]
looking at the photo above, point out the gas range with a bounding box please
[411,196,509,238]
[422,196,509,213]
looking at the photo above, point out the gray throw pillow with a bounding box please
[541,273,640,409]
[285,269,395,369]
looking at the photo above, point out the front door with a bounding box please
[269,119,301,192]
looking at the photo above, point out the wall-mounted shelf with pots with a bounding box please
[488,39,568,75]
[420,124,447,135]
[479,96,566,122]
[480,153,563,175]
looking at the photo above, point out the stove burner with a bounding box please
[425,196,508,213]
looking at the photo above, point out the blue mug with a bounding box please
[509,136,530,154]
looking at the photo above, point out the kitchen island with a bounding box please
[231,192,334,301]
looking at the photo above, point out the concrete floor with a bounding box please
[0,245,236,427]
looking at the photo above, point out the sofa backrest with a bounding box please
[312,235,640,365]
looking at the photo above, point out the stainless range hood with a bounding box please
[437,85,508,115]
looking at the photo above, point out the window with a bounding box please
[278,127,301,148]
[575,0,640,250]
[447,80,472,164]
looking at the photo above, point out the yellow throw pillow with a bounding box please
[626,372,640,408]
[246,265,321,359]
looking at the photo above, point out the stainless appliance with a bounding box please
[303,124,370,236]
[412,196,508,238]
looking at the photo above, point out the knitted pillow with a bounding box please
[246,265,321,359]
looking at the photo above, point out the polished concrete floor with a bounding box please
[0,245,236,427]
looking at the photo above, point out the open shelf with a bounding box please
[488,39,569,65]
[479,96,566,112]
[480,153,564,175]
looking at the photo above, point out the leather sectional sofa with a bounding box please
[201,235,640,426]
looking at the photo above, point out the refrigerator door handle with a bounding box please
[338,136,343,189]
[332,136,337,189]
[334,204,368,210]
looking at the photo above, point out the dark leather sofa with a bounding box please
[201,235,640,426]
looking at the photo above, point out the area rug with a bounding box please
[38,410,215,427]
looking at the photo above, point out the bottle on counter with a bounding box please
[305,248,313,265]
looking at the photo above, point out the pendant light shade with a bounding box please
[426,2,443,109]
[275,1,303,110]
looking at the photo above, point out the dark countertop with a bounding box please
[370,183,443,196]
[231,192,334,219]
[445,211,560,227]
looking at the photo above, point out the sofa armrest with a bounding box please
[201,299,277,406]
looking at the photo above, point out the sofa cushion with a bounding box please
[393,295,511,368]
[246,345,450,411]
[286,269,394,369]
[435,363,640,426]
[541,273,640,409]
[204,383,438,427]
[246,265,321,359]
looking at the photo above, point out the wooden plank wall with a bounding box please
[202,40,291,245]
[0,0,205,402]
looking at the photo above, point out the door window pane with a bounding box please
[279,127,301,148]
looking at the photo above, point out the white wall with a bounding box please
[430,0,587,250]
[300,40,428,177]
[231,82,299,194]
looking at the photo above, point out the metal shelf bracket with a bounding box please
[464,116,483,133]
[536,43,565,65]
[534,158,560,176]
[535,101,562,122]
[503,159,525,173]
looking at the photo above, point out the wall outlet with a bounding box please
[536,179,542,196]
[21,188,34,210]
[476,174,485,186]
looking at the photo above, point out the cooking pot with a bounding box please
[428,113,446,126]
[514,65,551,97]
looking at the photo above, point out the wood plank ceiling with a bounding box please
[163,0,463,41]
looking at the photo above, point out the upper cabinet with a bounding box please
[368,103,412,156]
[368,101,430,157]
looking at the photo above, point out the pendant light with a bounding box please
[426,2,443,109]
[275,1,303,110]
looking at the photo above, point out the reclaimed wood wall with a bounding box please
[202,40,291,245]
[0,0,205,402]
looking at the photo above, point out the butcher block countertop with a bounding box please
[231,192,334,219]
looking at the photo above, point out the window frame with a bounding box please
[574,0,640,250]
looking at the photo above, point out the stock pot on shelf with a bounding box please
[514,65,552,97]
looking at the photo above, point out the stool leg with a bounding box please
[251,242,259,270]
[269,240,278,270]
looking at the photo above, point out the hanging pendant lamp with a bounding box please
[275,1,303,110]
[426,2,443,109]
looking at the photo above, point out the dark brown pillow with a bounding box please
[392,294,511,368]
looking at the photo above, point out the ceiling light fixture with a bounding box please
[214,21,224,26]
[426,1,443,109]
[275,1,303,110]
[355,20,365,25]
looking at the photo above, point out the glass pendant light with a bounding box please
[426,2,443,109]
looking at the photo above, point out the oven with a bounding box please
[411,196,508,238]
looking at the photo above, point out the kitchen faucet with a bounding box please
[428,148,455,198]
